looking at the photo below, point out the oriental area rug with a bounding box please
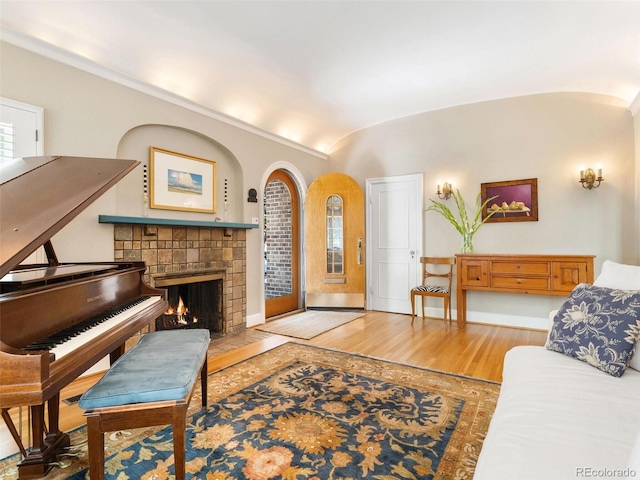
[255,310,365,339]
[0,343,500,480]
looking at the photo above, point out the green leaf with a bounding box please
[426,189,499,238]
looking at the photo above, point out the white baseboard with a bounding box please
[421,307,548,330]
[246,312,265,328]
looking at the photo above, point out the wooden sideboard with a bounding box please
[455,254,595,327]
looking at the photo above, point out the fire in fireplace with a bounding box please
[163,296,195,327]
[153,272,224,333]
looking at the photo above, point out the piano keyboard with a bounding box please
[22,296,164,359]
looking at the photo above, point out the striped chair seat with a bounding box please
[412,285,450,294]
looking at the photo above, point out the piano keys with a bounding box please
[0,156,168,479]
[22,295,164,358]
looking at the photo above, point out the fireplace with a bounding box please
[154,271,224,333]
[112,224,247,334]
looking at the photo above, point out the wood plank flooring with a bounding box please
[0,311,547,460]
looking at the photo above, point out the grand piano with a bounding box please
[0,156,168,479]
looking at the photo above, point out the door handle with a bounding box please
[357,237,363,265]
[410,250,416,259]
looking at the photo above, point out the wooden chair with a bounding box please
[411,257,455,324]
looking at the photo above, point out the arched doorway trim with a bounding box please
[260,162,308,203]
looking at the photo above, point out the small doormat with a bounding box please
[255,310,365,339]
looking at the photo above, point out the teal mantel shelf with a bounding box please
[98,215,259,229]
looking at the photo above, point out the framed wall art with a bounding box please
[481,178,538,223]
[149,147,217,213]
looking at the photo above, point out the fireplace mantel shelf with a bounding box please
[98,215,258,229]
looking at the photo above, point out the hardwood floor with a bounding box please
[0,311,547,460]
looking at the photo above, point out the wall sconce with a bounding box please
[436,181,453,200]
[579,166,604,190]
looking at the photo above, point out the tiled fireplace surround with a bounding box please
[112,224,246,334]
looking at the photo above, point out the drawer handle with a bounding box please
[516,279,523,284]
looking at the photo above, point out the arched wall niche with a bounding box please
[115,124,243,221]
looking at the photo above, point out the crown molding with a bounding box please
[0,28,328,160]
[630,90,640,117]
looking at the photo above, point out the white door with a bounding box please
[0,97,43,160]
[1,98,45,263]
[366,174,423,313]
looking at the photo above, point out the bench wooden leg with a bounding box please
[86,414,105,480]
[200,361,208,407]
[173,404,187,480]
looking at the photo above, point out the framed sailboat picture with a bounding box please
[149,147,217,213]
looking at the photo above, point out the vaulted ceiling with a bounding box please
[1,1,639,155]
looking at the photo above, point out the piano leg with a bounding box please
[1,408,28,457]
[44,393,65,446]
[16,396,70,480]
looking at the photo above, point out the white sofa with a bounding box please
[474,261,640,480]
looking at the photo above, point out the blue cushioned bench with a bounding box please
[79,329,210,480]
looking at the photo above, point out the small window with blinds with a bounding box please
[0,97,43,162]
[0,121,14,162]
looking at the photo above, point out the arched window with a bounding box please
[326,195,343,274]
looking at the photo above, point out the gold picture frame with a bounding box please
[481,178,538,223]
[149,147,217,213]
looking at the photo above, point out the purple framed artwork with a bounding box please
[481,178,538,223]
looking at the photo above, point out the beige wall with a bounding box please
[0,42,327,323]
[2,41,637,329]
[329,93,637,327]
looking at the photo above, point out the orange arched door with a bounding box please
[264,170,300,318]
[304,173,365,308]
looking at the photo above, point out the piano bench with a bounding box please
[78,329,210,480]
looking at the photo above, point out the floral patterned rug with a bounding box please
[0,343,500,480]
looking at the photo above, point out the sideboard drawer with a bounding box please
[490,261,550,275]
[490,275,550,291]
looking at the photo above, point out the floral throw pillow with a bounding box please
[546,283,640,377]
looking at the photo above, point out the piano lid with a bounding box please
[0,156,139,278]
